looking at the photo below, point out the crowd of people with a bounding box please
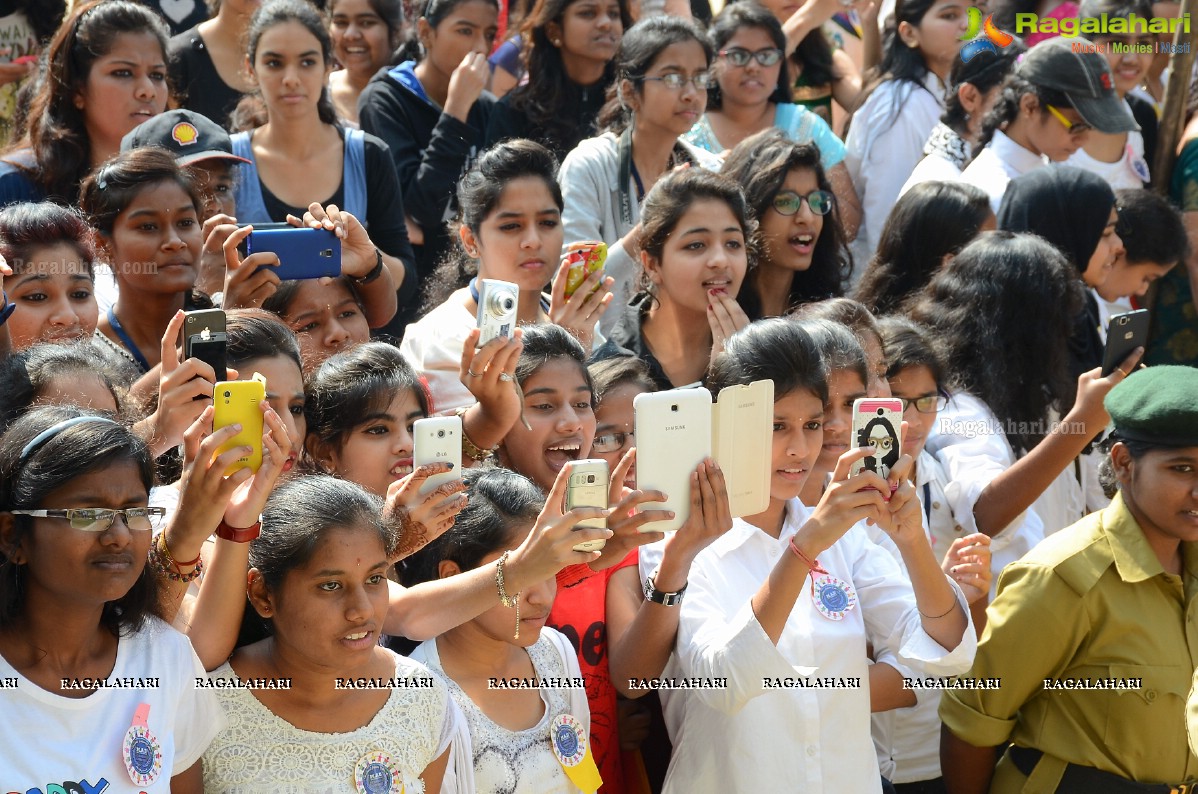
[0,0,1196,791]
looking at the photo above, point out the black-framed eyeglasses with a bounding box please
[9,507,165,532]
[895,394,948,414]
[718,47,784,67]
[592,430,634,454]
[640,72,716,91]
[771,189,834,216]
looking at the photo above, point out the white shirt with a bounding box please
[959,130,1048,214]
[203,651,470,793]
[845,72,947,268]
[0,617,224,793]
[898,149,965,198]
[1064,104,1149,190]
[651,500,975,793]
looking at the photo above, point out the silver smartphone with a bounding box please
[564,459,609,551]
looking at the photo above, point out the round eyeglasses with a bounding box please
[771,189,834,216]
[718,47,784,67]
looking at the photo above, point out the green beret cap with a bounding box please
[1104,366,1198,446]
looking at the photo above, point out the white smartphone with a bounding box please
[476,279,519,347]
[634,388,713,532]
[564,459,609,552]
[714,379,774,518]
[413,416,462,496]
[849,398,904,480]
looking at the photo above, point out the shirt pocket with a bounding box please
[1101,663,1192,769]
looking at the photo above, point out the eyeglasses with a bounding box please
[640,72,716,91]
[895,394,948,414]
[592,430,633,454]
[1045,104,1093,136]
[718,47,784,67]
[771,189,834,216]
[9,507,166,532]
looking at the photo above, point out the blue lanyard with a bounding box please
[106,306,151,373]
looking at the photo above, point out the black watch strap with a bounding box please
[353,248,385,284]
[644,574,686,606]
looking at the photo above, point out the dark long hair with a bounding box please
[420,139,562,313]
[328,0,405,66]
[395,0,501,63]
[940,44,1022,138]
[596,15,712,134]
[2,1,170,204]
[708,317,827,402]
[508,0,633,139]
[853,0,939,116]
[975,73,1072,151]
[0,202,97,279]
[721,129,847,316]
[16,0,68,43]
[0,406,157,636]
[906,230,1084,453]
[707,3,791,110]
[79,147,205,238]
[854,181,992,315]
[231,0,341,130]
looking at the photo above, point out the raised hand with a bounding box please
[385,463,469,562]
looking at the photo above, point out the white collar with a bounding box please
[990,129,1048,174]
[711,499,814,559]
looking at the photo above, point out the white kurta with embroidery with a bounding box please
[655,499,976,793]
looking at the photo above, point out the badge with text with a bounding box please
[123,703,163,786]
[811,573,857,621]
[550,714,602,793]
[354,750,405,794]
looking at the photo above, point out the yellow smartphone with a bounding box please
[213,376,265,473]
[562,241,607,298]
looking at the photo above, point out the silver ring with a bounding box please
[499,372,515,382]
[467,369,481,377]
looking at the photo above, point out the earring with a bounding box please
[552,38,562,45]
[907,40,918,48]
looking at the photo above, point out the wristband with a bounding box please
[0,292,15,327]
[643,573,686,606]
[352,248,385,285]
[455,406,499,461]
[215,518,261,543]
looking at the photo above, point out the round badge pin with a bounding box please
[550,714,587,768]
[354,750,403,794]
[123,703,163,786]
[811,574,857,621]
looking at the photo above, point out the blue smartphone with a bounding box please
[247,227,341,280]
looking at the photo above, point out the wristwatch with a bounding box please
[352,248,385,284]
[215,518,261,543]
[644,573,687,606]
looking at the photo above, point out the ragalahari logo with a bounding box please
[960,7,1015,62]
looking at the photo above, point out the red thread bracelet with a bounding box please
[788,537,829,598]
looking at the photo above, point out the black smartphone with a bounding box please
[183,308,228,382]
[1101,309,1149,376]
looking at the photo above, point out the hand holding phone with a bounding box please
[247,226,341,280]
[183,309,227,383]
[1102,309,1149,377]
[413,416,462,495]
[476,279,519,347]
[562,241,607,299]
[634,389,713,532]
[564,459,609,551]
[848,398,903,481]
[213,376,266,474]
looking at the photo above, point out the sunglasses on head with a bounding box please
[771,189,834,216]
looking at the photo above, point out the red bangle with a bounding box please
[216,519,261,543]
[160,532,202,570]
[788,537,828,575]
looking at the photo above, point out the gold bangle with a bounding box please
[495,550,521,640]
[455,406,498,462]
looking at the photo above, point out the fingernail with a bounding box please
[447,462,455,469]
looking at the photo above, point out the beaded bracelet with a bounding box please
[160,531,201,570]
[454,406,498,462]
[148,533,204,583]
[495,550,521,640]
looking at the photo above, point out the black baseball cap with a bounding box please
[1017,37,1139,134]
[120,109,251,167]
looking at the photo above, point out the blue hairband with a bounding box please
[18,416,122,463]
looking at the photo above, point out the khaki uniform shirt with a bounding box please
[941,492,1198,791]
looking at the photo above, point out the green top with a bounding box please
[1145,135,1198,367]
[941,492,1198,789]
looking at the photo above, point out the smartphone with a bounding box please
[562,241,607,299]
[634,388,713,532]
[413,416,462,496]
[476,279,519,347]
[247,227,341,280]
[564,459,609,551]
[213,376,266,474]
[183,309,227,382]
[849,398,904,480]
[1101,309,1149,376]
[713,379,774,519]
